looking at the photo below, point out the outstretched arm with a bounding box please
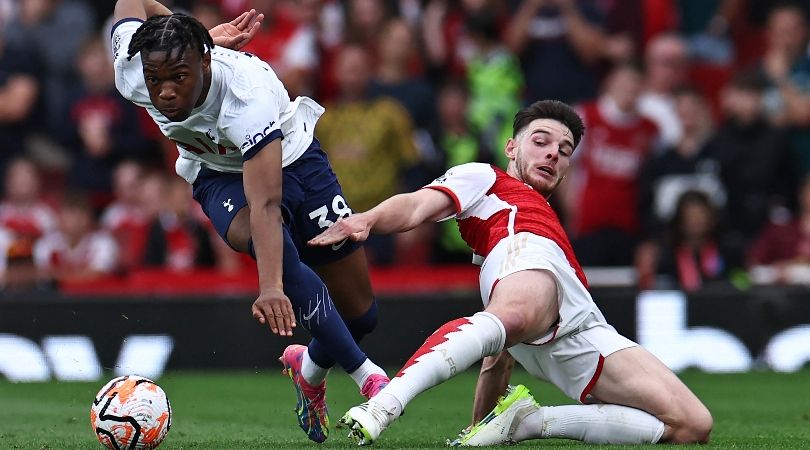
[114,1,262,50]
[308,188,456,246]
[471,351,516,425]
[209,9,264,50]
[505,0,543,53]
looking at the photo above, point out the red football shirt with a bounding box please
[425,163,587,287]
[573,101,659,235]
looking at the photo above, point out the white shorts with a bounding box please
[508,311,637,403]
[479,233,595,343]
[478,233,637,402]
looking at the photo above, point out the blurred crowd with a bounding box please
[2,0,810,293]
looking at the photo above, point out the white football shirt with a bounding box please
[111,18,324,184]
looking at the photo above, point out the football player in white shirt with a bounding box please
[309,100,712,446]
[111,0,389,443]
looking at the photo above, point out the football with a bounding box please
[90,375,172,450]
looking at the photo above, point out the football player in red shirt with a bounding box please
[310,100,711,446]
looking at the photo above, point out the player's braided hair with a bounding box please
[513,100,585,148]
[127,13,213,61]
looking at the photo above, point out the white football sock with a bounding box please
[513,404,665,444]
[301,348,329,386]
[348,358,386,388]
[376,312,506,415]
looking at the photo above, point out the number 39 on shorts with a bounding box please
[308,195,352,229]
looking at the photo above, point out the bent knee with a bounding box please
[493,311,533,345]
[668,406,713,444]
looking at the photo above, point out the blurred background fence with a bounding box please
[3,269,809,382]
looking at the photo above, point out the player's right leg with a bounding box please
[338,269,560,445]
[191,168,378,442]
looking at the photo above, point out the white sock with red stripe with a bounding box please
[373,312,506,415]
[513,404,665,444]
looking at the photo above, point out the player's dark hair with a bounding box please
[127,13,213,61]
[513,100,585,148]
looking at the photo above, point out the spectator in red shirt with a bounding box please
[100,160,151,271]
[563,62,660,266]
[0,157,58,244]
[65,37,158,206]
[748,176,810,281]
[638,33,690,149]
[33,191,118,284]
[0,157,57,288]
[141,173,217,271]
[239,0,320,97]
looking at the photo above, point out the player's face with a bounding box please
[506,119,575,196]
[142,47,211,122]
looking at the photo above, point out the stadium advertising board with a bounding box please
[1,288,809,382]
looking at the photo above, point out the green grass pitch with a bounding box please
[1,368,809,449]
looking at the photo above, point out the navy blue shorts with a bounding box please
[191,138,362,266]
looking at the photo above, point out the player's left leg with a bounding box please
[284,140,388,396]
[452,323,695,446]
[587,346,713,443]
[482,350,711,445]
[450,381,668,446]
[310,248,389,398]
[494,344,710,445]
[459,327,669,446]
